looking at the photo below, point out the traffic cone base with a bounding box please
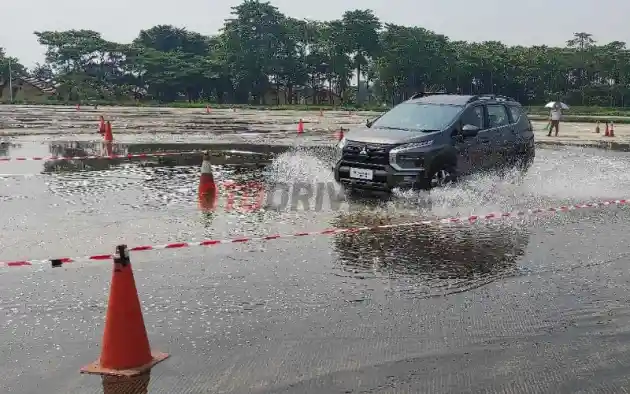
[81,351,168,377]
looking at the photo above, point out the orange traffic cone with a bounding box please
[206,105,211,114]
[297,119,304,134]
[80,245,168,377]
[198,151,217,211]
[595,121,600,133]
[104,121,113,142]
[76,103,81,111]
[99,116,106,135]
[335,128,345,141]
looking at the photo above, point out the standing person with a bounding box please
[548,102,562,137]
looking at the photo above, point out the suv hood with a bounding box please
[344,127,435,144]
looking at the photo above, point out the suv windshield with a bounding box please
[372,103,463,131]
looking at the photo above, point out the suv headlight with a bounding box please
[333,137,347,167]
[389,140,434,170]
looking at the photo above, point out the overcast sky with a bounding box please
[3,0,629,68]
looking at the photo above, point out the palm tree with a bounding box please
[566,32,595,50]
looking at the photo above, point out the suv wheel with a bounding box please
[421,165,458,190]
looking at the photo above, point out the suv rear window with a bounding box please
[508,106,524,123]
[486,105,510,128]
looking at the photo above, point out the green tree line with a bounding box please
[2,0,630,107]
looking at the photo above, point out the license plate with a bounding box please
[349,167,373,180]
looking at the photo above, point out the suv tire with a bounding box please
[420,164,458,190]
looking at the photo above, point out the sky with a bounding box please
[3,0,630,68]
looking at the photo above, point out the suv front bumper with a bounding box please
[334,161,426,191]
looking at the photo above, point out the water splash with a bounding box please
[263,145,630,218]
[264,146,335,184]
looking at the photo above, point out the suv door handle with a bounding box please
[479,138,491,143]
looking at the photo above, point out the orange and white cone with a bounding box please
[104,121,113,142]
[297,119,304,134]
[80,245,168,376]
[98,116,106,135]
[335,128,345,141]
[198,151,217,211]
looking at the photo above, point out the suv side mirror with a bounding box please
[461,124,480,137]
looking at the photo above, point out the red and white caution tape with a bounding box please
[1,198,626,269]
[0,151,205,162]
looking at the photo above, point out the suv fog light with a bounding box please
[396,155,424,169]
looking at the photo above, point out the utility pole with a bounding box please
[8,57,13,103]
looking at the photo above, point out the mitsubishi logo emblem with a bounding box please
[359,147,368,155]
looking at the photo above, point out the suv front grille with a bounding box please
[341,141,396,166]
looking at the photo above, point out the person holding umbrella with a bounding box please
[545,101,568,137]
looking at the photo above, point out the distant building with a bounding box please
[0,76,58,102]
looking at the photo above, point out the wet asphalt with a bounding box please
[3,107,630,393]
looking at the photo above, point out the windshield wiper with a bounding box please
[376,126,441,132]
[377,126,415,131]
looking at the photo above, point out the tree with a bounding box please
[31,63,54,81]
[0,48,26,100]
[341,10,381,104]
[567,32,595,50]
[15,3,630,108]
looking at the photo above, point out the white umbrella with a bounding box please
[544,101,569,110]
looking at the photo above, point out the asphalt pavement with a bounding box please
[3,115,630,392]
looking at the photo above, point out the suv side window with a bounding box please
[508,105,522,123]
[460,106,484,129]
[486,105,510,128]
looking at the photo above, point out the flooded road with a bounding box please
[2,108,630,393]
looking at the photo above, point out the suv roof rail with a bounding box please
[409,91,448,100]
[468,94,516,104]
